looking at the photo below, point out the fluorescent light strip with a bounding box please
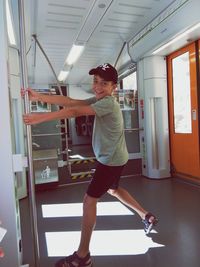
[65,44,84,65]
[152,22,200,55]
[6,0,16,45]
[58,70,69,82]
[45,229,162,256]
[42,201,134,218]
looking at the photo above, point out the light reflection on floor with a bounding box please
[43,201,164,257]
[45,229,163,256]
[42,201,134,218]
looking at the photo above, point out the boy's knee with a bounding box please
[83,194,98,209]
[107,188,118,196]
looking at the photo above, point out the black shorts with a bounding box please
[86,162,125,198]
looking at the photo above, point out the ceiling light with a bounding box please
[58,71,69,82]
[152,22,200,55]
[6,0,16,45]
[65,44,85,66]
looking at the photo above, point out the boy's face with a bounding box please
[92,75,116,99]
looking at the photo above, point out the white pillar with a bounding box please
[138,56,170,178]
[0,0,21,266]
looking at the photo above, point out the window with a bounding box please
[172,52,192,133]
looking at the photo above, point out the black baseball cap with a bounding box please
[89,63,118,83]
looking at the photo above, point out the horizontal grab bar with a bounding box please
[32,132,67,137]
[124,128,143,131]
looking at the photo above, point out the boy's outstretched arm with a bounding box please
[21,88,89,107]
[23,105,95,125]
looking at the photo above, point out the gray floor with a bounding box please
[20,176,200,267]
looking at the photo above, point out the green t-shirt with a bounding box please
[87,96,129,166]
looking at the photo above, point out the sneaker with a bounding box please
[142,212,158,234]
[55,251,92,267]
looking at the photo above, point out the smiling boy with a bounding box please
[23,63,158,267]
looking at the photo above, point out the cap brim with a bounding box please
[89,68,97,75]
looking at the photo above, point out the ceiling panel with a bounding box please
[28,0,175,86]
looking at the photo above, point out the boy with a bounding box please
[23,63,158,267]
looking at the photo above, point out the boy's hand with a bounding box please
[23,113,47,125]
[21,88,41,102]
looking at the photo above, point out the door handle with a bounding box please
[192,109,197,120]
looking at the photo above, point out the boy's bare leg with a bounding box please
[77,194,98,258]
[107,187,150,220]
[76,185,156,258]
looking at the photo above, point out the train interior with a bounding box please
[0,0,200,266]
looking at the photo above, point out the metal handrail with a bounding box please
[124,127,143,131]
[18,1,40,266]
[32,132,67,137]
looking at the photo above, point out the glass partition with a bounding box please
[117,72,140,156]
[31,90,63,185]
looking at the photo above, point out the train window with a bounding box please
[6,0,17,46]
[172,52,192,133]
[122,72,137,90]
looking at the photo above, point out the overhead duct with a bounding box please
[115,42,137,80]
[128,0,200,61]
[118,62,136,81]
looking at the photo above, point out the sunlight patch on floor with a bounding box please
[45,229,164,257]
[42,201,134,218]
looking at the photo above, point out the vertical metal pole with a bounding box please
[18,0,40,266]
